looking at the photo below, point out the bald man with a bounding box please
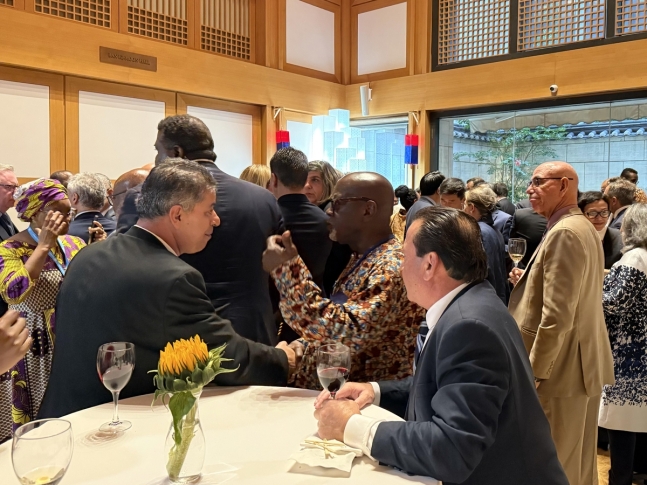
[508,162,614,485]
[112,168,149,218]
[263,172,424,389]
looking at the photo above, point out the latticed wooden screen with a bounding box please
[34,0,111,27]
[438,0,510,65]
[201,0,251,60]
[0,0,15,7]
[518,0,605,51]
[616,0,647,35]
[127,0,188,45]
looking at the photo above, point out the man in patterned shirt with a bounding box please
[262,172,424,389]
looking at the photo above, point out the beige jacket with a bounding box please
[508,207,614,397]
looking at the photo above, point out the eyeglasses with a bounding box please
[0,184,18,193]
[585,210,610,219]
[331,197,375,214]
[527,177,574,188]
[107,190,128,206]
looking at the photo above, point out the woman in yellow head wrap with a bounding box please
[0,178,103,440]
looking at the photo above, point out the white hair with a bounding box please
[621,203,647,252]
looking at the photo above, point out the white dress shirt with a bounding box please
[343,283,468,459]
[134,225,178,256]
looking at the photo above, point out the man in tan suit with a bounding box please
[509,161,614,485]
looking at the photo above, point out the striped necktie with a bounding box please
[413,321,429,373]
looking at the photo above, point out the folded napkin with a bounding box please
[290,436,363,473]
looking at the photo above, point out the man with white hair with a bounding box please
[67,173,116,243]
[95,173,116,220]
[0,164,19,243]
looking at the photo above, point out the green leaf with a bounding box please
[191,366,203,386]
[172,379,187,392]
[168,391,196,447]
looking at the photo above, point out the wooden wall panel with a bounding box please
[0,66,65,175]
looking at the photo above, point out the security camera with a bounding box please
[549,85,558,96]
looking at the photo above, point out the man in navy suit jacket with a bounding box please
[314,207,567,485]
[67,173,116,243]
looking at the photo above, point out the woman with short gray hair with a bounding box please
[599,202,647,485]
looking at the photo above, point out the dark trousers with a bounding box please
[608,429,647,485]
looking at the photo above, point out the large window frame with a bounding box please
[432,0,647,70]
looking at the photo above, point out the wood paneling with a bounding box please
[0,8,345,114]
[351,0,411,83]
[341,0,351,84]
[64,77,176,173]
[412,0,430,74]
[0,66,65,174]
[177,93,262,165]
[281,0,342,83]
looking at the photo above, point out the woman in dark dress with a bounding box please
[578,191,623,269]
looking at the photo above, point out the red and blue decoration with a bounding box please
[276,130,290,150]
[405,134,419,165]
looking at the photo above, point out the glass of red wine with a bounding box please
[96,342,135,433]
[316,343,351,399]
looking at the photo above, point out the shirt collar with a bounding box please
[614,205,628,219]
[547,204,578,230]
[422,282,469,353]
[74,210,101,218]
[134,225,178,256]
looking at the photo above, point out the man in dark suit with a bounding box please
[155,115,284,345]
[516,198,532,209]
[492,182,516,215]
[509,207,547,268]
[313,207,567,485]
[405,171,445,232]
[492,207,513,245]
[96,173,116,221]
[39,161,294,419]
[0,165,19,243]
[66,173,116,243]
[268,147,331,292]
[605,178,635,230]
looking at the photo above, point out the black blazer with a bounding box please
[495,197,516,216]
[515,199,532,209]
[405,196,435,233]
[114,161,284,345]
[609,206,629,230]
[479,219,509,304]
[491,209,513,245]
[67,211,117,243]
[372,282,568,485]
[276,194,331,290]
[510,208,547,268]
[38,227,288,419]
[603,227,623,269]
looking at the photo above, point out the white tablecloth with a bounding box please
[0,386,439,484]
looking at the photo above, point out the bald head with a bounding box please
[527,161,579,218]
[327,172,395,252]
[113,168,150,216]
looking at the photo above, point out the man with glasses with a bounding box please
[262,172,425,390]
[0,165,18,244]
[605,178,636,230]
[508,162,615,485]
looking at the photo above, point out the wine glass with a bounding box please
[12,418,73,485]
[508,238,527,268]
[316,343,351,399]
[96,342,135,433]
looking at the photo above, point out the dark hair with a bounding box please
[270,147,309,189]
[577,191,609,212]
[419,171,446,196]
[439,178,466,199]
[157,115,216,161]
[466,177,486,188]
[137,160,216,219]
[621,168,638,184]
[491,183,509,198]
[411,207,488,283]
[395,185,417,211]
[607,179,637,207]
[49,170,73,188]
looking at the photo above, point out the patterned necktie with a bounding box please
[413,321,429,374]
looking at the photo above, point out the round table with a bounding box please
[0,386,439,484]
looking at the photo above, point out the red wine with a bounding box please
[318,367,349,396]
[100,364,134,392]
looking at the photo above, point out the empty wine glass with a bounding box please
[316,343,351,399]
[12,418,73,485]
[508,238,527,268]
[96,342,135,433]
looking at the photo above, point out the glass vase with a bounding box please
[164,391,205,483]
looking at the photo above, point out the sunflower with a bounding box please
[159,336,209,376]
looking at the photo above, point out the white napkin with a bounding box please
[290,436,363,473]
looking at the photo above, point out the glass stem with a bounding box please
[112,391,120,424]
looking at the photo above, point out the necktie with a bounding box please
[413,322,429,373]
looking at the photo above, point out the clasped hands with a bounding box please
[312,382,375,442]
[262,231,299,272]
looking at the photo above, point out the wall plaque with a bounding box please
[99,47,157,72]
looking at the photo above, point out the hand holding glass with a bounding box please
[508,238,527,268]
[12,418,73,485]
[316,343,351,399]
[96,342,135,433]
